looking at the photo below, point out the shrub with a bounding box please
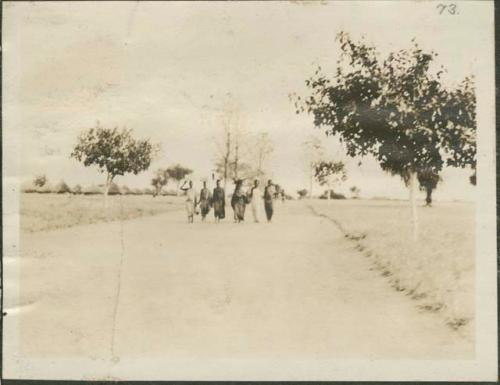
[73,184,83,194]
[319,189,346,200]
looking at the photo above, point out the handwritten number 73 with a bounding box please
[437,3,458,15]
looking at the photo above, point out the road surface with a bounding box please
[5,201,473,379]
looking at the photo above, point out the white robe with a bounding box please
[250,187,263,222]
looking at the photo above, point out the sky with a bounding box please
[4,1,491,200]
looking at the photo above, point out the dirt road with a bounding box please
[6,200,473,379]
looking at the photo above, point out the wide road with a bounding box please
[5,200,473,380]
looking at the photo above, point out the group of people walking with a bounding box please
[180,179,278,224]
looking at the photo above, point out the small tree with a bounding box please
[350,186,360,199]
[33,175,47,188]
[301,135,325,198]
[297,189,308,199]
[314,161,347,200]
[151,168,168,197]
[166,164,193,195]
[73,184,83,194]
[417,169,441,206]
[71,125,157,206]
[253,132,274,179]
[296,32,476,239]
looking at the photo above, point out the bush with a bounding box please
[297,189,308,199]
[319,189,346,200]
[73,184,83,194]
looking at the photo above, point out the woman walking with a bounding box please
[263,179,274,223]
[212,179,226,223]
[198,180,212,221]
[249,179,263,223]
[180,180,197,223]
[231,179,247,223]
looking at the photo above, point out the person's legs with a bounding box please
[265,201,273,222]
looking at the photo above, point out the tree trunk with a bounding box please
[425,186,433,206]
[176,180,181,196]
[409,171,419,241]
[104,173,113,209]
[309,162,313,199]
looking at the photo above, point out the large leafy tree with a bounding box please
[295,32,476,239]
[71,124,157,205]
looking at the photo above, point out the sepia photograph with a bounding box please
[2,0,497,382]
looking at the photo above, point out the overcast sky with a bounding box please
[5,1,491,200]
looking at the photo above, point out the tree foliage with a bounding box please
[71,125,157,197]
[33,175,47,188]
[151,168,169,196]
[166,164,193,182]
[297,189,308,199]
[295,32,476,183]
[314,160,347,188]
[417,169,441,206]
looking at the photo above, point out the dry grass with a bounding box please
[20,193,184,233]
[309,199,475,332]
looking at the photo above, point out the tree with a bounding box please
[349,186,360,199]
[314,161,347,200]
[151,168,169,197]
[71,124,157,206]
[212,102,256,187]
[33,175,47,188]
[297,189,308,199]
[166,164,193,195]
[252,132,274,179]
[73,184,83,194]
[301,135,325,198]
[295,32,476,239]
[417,169,441,206]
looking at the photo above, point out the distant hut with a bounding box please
[121,185,132,195]
[54,181,72,194]
[107,182,121,195]
[83,185,102,195]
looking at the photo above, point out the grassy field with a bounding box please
[20,193,184,233]
[309,199,475,332]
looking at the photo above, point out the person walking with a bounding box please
[198,180,212,221]
[231,179,247,223]
[180,180,197,223]
[212,179,226,223]
[263,179,275,223]
[249,179,263,223]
